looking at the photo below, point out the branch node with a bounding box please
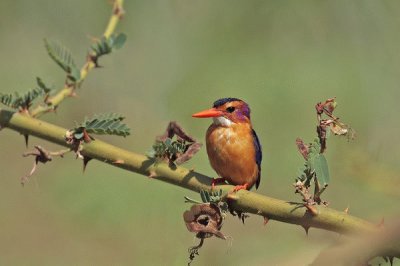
[148,170,157,179]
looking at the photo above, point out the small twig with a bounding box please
[184,196,203,204]
[21,145,69,185]
[188,238,204,266]
[30,0,125,118]
[293,180,319,216]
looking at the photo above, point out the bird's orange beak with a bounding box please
[192,108,223,118]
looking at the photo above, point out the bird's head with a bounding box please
[192,98,251,126]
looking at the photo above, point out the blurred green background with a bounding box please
[1,0,400,265]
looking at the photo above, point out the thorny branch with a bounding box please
[0,110,381,234]
[0,106,398,261]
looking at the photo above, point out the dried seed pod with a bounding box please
[183,203,226,240]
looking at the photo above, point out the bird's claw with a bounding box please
[231,183,248,193]
[211,177,226,190]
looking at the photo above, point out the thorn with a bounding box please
[263,217,269,226]
[377,217,385,228]
[301,225,310,235]
[24,134,29,147]
[113,159,124,164]
[344,206,349,214]
[148,170,157,179]
[389,256,394,266]
[82,156,92,172]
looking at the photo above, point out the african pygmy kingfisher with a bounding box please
[192,98,262,191]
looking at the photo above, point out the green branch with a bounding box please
[1,109,393,248]
[30,0,125,118]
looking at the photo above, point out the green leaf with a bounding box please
[0,87,46,110]
[200,190,207,203]
[91,37,112,56]
[36,77,52,94]
[44,39,80,81]
[69,67,81,82]
[77,113,130,137]
[309,153,330,186]
[90,33,127,58]
[113,33,127,49]
[0,93,15,108]
[204,191,210,202]
[146,149,156,158]
[164,138,172,147]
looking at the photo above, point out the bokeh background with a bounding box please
[1,1,400,265]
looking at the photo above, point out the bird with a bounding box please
[192,98,262,191]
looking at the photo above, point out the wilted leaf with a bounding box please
[315,97,337,115]
[330,121,351,136]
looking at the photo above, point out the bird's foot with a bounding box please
[211,177,226,190]
[231,183,248,193]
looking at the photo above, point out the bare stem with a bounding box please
[103,0,125,39]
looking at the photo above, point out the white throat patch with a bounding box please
[213,116,233,126]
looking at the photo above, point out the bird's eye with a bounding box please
[226,106,235,113]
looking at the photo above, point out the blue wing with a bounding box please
[252,129,262,189]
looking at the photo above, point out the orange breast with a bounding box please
[206,123,259,187]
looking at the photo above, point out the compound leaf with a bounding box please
[78,113,130,137]
[44,39,81,81]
